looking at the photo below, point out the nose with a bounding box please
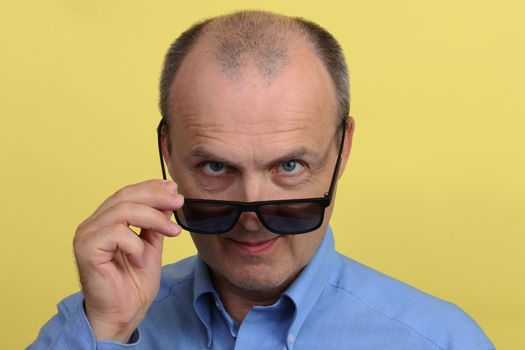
[234,173,271,232]
[237,211,264,232]
[239,172,265,202]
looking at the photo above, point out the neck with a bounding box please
[210,270,299,324]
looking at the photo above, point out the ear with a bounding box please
[337,116,355,179]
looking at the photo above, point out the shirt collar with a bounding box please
[193,255,216,348]
[192,225,337,348]
[284,225,337,338]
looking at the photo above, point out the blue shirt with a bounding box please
[28,226,494,349]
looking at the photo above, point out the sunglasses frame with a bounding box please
[157,116,348,235]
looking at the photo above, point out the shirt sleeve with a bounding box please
[26,293,141,350]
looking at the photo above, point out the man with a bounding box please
[29,10,494,349]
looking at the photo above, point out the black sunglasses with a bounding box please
[157,117,348,235]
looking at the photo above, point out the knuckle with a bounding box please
[73,223,89,250]
[76,220,86,232]
[76,215,94,233]
[72,231,93,261]
[113,188,125,200]
[113,184,131,200]
[74,225,84,240]
[72,233,82,251]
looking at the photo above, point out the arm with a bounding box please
[27,294,97,349]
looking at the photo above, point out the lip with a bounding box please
[227,236,280,254]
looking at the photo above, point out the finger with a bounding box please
[140,229,165,257]
[75,224,146,269]
[162,209,173,219]
[82,201,182,238]
[139,210,175,254]
[92,179,181,220]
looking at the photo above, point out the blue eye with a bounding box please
[202,161,226,176]
[280,160,303,174]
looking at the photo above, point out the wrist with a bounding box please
[91,320,136,343]
[83,302,140,343]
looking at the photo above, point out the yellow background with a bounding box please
[1,1,523,349]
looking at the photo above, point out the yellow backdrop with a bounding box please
[1,1,523,349]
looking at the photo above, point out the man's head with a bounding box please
[159,11,354,297]
[159,11,350,134]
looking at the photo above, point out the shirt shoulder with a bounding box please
[327,253,494,349]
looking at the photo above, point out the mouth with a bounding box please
[226,236,280,254]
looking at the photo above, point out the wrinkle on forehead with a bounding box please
[177,111,315,139]
[171,111,332,170]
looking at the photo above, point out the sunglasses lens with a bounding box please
[175,202,238,233]
[259,201,324,234]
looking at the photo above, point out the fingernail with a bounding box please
[162,180,178,193]
[168,220,181,235]
[174,194,184,205]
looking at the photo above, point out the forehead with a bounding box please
[167,37,337,146]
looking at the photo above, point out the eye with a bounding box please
[279,160,304,175]
[202,161,226,176]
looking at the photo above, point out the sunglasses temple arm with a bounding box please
[325,117,348,201]
[157,120,168,181]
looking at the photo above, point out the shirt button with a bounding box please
[287,334,295,343]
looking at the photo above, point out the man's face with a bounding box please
[162,39,353,295]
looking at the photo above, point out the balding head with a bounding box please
[205,11,295,79]
[159,10,349,124]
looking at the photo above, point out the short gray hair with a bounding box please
[159,10,350,125]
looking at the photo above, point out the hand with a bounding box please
[73,179,184,343]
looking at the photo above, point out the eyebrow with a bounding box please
[268,147,322,166]
[184,147,243,168]
[184,146,324,169]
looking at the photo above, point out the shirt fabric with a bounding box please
[28,226,494,349]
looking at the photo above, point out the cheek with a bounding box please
[190,234,218,256]
[289,230,325,264]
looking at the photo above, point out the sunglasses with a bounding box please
[157,117,347,235]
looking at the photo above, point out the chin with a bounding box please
[231,276,281,292]
[224,263,298,292]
